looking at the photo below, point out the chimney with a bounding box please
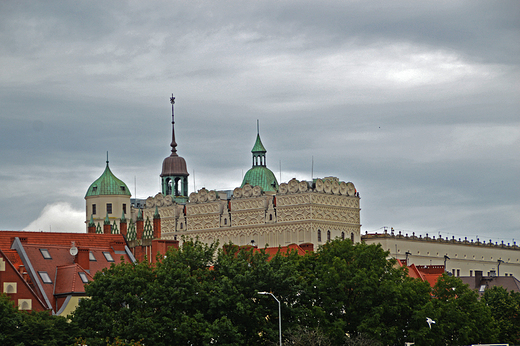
[75,248,90,271]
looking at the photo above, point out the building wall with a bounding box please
[86,194,131,232]
[363,232,520,278]
[131,177,361,250]
[0,251,47,312]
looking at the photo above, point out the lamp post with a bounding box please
[258,291,282,346]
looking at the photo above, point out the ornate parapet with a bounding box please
[362,230,520,251]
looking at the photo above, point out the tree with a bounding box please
[482,286,520,344]
[297,239,431,345]
[0,293,77,346]
[410,273,498,346]
[0,293,21,345]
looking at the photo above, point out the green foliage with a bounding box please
[70,239,515,346]
[0,293,77,346]
[410,273,499,346]
[483,286,520,344]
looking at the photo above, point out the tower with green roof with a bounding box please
[85,156,131,233]
[241,125,279,192]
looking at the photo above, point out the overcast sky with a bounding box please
[1,1,518,243]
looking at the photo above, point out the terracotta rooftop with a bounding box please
[0,230,134,314]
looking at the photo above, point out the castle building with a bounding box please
[85,97,361,259]
[84,96,520,291]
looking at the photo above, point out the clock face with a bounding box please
[70,246,78,256]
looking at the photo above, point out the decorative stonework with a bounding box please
[132,177,361,249]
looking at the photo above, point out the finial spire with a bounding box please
[169,94,178,156]
[106,151,109,165]
[257,119,259,135]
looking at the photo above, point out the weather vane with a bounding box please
[170,94,175,104]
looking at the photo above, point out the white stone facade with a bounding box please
[133,177,361,250]
[362,231,520,278]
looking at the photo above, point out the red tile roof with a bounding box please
[0,230,133,314]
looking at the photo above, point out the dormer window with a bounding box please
[78,272,89,283]
[38,271,52,284]
[39,249,52,259]
[103,252,114,262]
[92,186,97,193]
[120,186,126,192]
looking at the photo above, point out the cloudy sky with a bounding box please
[1,1,518,243]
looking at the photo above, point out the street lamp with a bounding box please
[258,291,282,346]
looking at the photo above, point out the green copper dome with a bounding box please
[85,161,131,197]
[241,166,279,192]
[241,129,278,192]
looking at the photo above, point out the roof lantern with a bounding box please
[241,121,279,192]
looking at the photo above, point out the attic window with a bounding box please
[38,271,52,284]
[103,252,114,262]
[39,249,52,259]
[120,186,126,192]
[92,186,97,192]
[78,272,89,283]
[89,252,96,261]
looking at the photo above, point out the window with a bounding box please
[351,232,354,243]
[107,203,113,214]
[92,204,97,215]
[3,282,17,294]
[470,270,473,277]
[89,252,96,261]
[317,230,322,242]
[92,186,97,193]
[78,272,89,283]
[123,204,127,214]
[39,249,52,259]
[120,186,126,192]
[103,252,114,262]
[327,230,331,242]
[457,269,460,277]
[38,271,52,284]
[341,232,345,240]
[18,299,31,310]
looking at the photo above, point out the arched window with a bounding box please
[341,232,345,240]
[180,223,183,229]
[317,230,322,242]
[269,214,273,221]
[166,178,172,195]
[224,218,227,225]
[351,232,354,243]
[174,178,181,196]
[327,230,331,242]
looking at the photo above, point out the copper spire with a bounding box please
[170,94,178,156]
